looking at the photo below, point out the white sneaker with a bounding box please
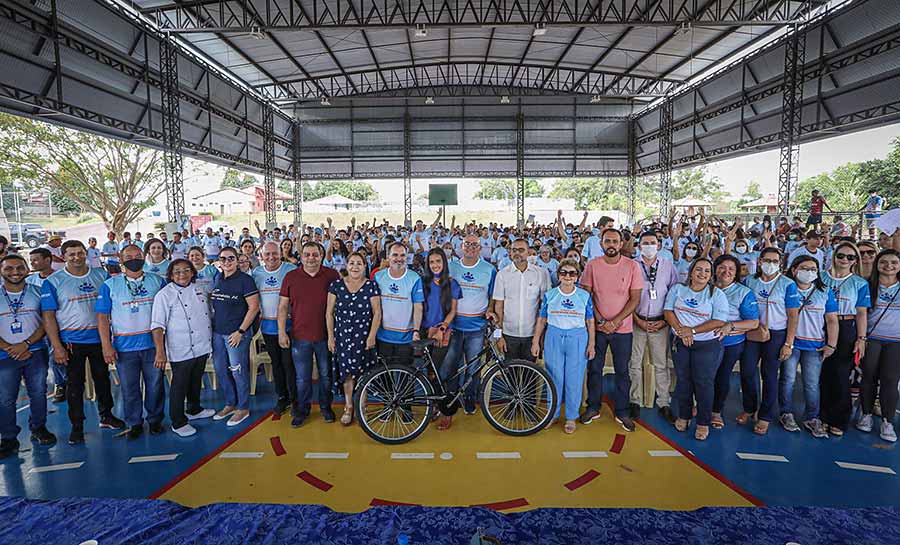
[172,424,197,437]
[227,411,250,427]
[213,406,235,421]
[187,408,216,421]
[880,420,897,443]
[856,413,873,433]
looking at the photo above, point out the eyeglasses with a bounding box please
[558,270,579,277]
[834,253,857,261]
[220,256,237,262]
[463,242,480,248]
[172,268,193,275]
[860,250,876,257]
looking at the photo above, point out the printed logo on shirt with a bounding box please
[462,271,476,282]
[265,276,279,287]
[389,283,400,294]
[78,282,96,294]
[759,289,770,298]
[561,298,575,309]
[880,291,895,303]
[684,298,699,308]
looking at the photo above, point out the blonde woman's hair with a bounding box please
[829,241,861,276]
[558,258,582,277]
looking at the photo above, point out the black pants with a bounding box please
[377,340,413,365]
[263,333,296,404]
[64,342,114,427]
[170,355,208,429]
[503,334,535,362]
[820,319,857,430]
[861,339,900,418]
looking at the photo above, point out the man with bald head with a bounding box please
[252,241,297,415]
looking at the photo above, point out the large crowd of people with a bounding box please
[1,195,899,459]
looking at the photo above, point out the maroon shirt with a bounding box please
[280,266,341,341]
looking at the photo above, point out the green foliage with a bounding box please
[474,178,544,200]
[858,136,900,205]
[305,181,378,201]
[221,168,256,189]
[548,177,658,217]
[671,166,727,202]
[735,181,763,208]
[0,112,165,233]
[797,163,867,211]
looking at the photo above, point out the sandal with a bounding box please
[711,413,725,430]
[340,407,353,426]
[437,415,452,431]
[829,425,844,437]
[735,412,751,425]
[753,420,770,435]
[564,420,576,434]
[675,418,689,432]
[695,425,709,441]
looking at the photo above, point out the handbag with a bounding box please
[427,323,452,348]
[746,274,778,343]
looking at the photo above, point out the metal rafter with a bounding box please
[263,106,276,226]
[627,117,637,223]
[403,107,412,227]
[778,29,806,216]
[516,106,525,226]
[159,35,184,223]
[292,121,302,227]
[658,98,673,217]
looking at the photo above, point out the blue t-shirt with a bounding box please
[95,274,165,352]
[194,263,220,295]
[744,274,801,331]
[422,277,463,330]
[375,269,425,344]
[209,271,259,335]
[821,272,871,316]
[581,235,604,261]
[101,241,120,265]
[251,263,297,335]
[867,282,900,343]
[449,258,496,332]
[0,285,47,361]
[794,286,839,351]
[40,267,110,344]
[719,282,760,347]
[143,258,171,278]
[540,286,594,329]
[535,257,559,286]
[663,284,730,342]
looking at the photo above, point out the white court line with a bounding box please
[219,452,265,459]
[15,404,30,413]
[835,461,896,475]
[563,451,608,458]
[29,462,85,474]
[736,453,790,463]
[128,454,180,464]
[305,452,350,459]
[648,450,683,457]
[391,453,434,460]
[476,452,521,459]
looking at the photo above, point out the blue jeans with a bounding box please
[0,350,49,440]
[780,348,823,421]
[117,348,165,427]
[586,332,632,417]
[50,346,66,387]
[543,326,588,421]
[672,338,722,426]
[292,339,333,413]
[444,328,486,402]
[212,333,251,411]
[741,329,787,421]
[712,341,745,414]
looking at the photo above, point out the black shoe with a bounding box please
[616,415,636,432]
[0,439,19,459]
[629,403,641,419]
[68,427,85,445]
[99,415,126,430]
[291,413,306,428]
[30,426,57,446]
[463,398,476,415]
[149,422,164,435]
[579,408,601,425]
[52,385,66,403]
[321,407,336,424]
[126,426,143,440]
[659,406,676,424]
[273,399,290,417]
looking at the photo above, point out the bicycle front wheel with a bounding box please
[480,360,557,436]
[354,363,435,445]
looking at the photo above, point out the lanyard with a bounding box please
[2,287,25,322]
[125,276,145,299]
[640,260,658,285]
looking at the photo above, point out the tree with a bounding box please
[797,163,867,212]
[305,181,378,201]
[735,181,763,207]
[0,112,165,233]
[548,177,658,217]
[671,166,727,202]
[221,167,256,189]
[474,178,544,200]
[276,179,313,197]
[858,136,900,206]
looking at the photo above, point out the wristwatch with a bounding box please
[237,328,246,335]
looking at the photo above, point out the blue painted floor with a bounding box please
[2,372,898,508]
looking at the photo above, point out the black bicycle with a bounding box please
[353,325,558,444]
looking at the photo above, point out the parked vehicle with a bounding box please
[7,223,65,248]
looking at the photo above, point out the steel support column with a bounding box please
[292,121,302,227]
[627,117,638,223]
[778,29,807,216]
[516,108,525,227]
[159,35,184,223]
[658,99,674,217]
[263,106,276,228]
[403,109,412,228]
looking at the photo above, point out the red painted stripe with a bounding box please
[564,469,601,491]
[638,419,765,506]
[610,433,626,454]
[471,498,529,510]
[370,498,421,507]
[271,413,281,422]
[297,470,333,491]
[148,410,273,499]
[270,436,286,456]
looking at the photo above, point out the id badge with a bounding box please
[649,288,658,301]
[130,301,140,314]
[10,321,22,334]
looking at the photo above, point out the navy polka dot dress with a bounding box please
[329,278,380,383]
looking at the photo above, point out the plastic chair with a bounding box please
[249,331,274,396]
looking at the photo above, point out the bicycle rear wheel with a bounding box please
[354,363,435,445]
[480,360,556,436]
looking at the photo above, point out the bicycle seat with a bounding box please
[412,338,436,350]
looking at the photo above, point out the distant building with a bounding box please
[190,185,291,215]
[740,194,797,215]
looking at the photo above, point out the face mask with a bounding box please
[761,262,780,276]
[796,270,818,284]
[684,248,698,259]
[527,255,538,265]
[123,259,144,273]
[734,245,748,255]
[640,245,658,259]
[788,235,797,241]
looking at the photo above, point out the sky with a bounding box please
[182,122,900,207]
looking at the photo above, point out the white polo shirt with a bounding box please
[492,262,551,338]
[150,281,212,362]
